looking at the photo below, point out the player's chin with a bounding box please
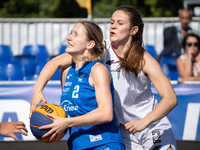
[109,37,117,43]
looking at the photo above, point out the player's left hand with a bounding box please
[124,119,148,133]
[39,113,67,142]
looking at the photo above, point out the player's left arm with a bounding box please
[68,63,114,126]
[142,52,178,125]
[125,52,178,133]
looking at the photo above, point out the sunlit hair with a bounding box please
[114,5,145,77]
[182,33,200,50]
[72,21,105,62]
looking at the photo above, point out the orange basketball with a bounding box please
[30,103,67,143]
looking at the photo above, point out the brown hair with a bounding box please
[73,21,105,62]
[114,5,145,77]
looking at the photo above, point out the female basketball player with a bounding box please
[30,5,178,150]
[38,21,125,150]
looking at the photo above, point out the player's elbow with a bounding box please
[174,97,178,107]
[105,111,113,122]
[100,108,113,122]
[170,94,178,109]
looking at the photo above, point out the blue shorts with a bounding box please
[85,142,125,150]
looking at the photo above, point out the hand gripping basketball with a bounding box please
[30,103,67,143]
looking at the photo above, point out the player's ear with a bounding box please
[130,26,139,36]
[87,40,95,50]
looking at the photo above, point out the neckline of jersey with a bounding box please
[111,43,121,61]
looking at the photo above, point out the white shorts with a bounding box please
[118,117,177,150]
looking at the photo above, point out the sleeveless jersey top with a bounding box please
[180,54,200,76]
[60,60,124,150]
[103,39,160,125]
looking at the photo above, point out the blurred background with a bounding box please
[0,0,187,18]
[0,0,199,18]
[0,0,200,57]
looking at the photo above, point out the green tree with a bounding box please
[92,0,117,18]
[144,0,184,17]
[92,0,184,17]
[0,0,87,18]
[0,0,185,18]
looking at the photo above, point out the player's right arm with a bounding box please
[29,53,73,118]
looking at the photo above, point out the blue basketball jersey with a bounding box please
[60,61,124,150]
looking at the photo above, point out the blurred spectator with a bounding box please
[158,8,199,62]
[177,33,200,84]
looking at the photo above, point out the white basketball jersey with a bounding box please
[103,39,158,125]
[103,40,176,150]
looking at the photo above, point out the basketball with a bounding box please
[30,103,67,143]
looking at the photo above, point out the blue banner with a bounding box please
[0,82,200,141]
[152,84,200,141]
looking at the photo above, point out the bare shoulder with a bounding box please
[177,54,186,64]
[176,56,182,63]
[89,62,111,86]
[143,51,156,62]
[143,51,160,72]
[91,62,109,75]
[91,62,110,80]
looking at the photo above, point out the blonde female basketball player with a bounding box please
[33,21,125,150]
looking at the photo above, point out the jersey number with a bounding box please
[152,130,161,143]
[72,85,79,98]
